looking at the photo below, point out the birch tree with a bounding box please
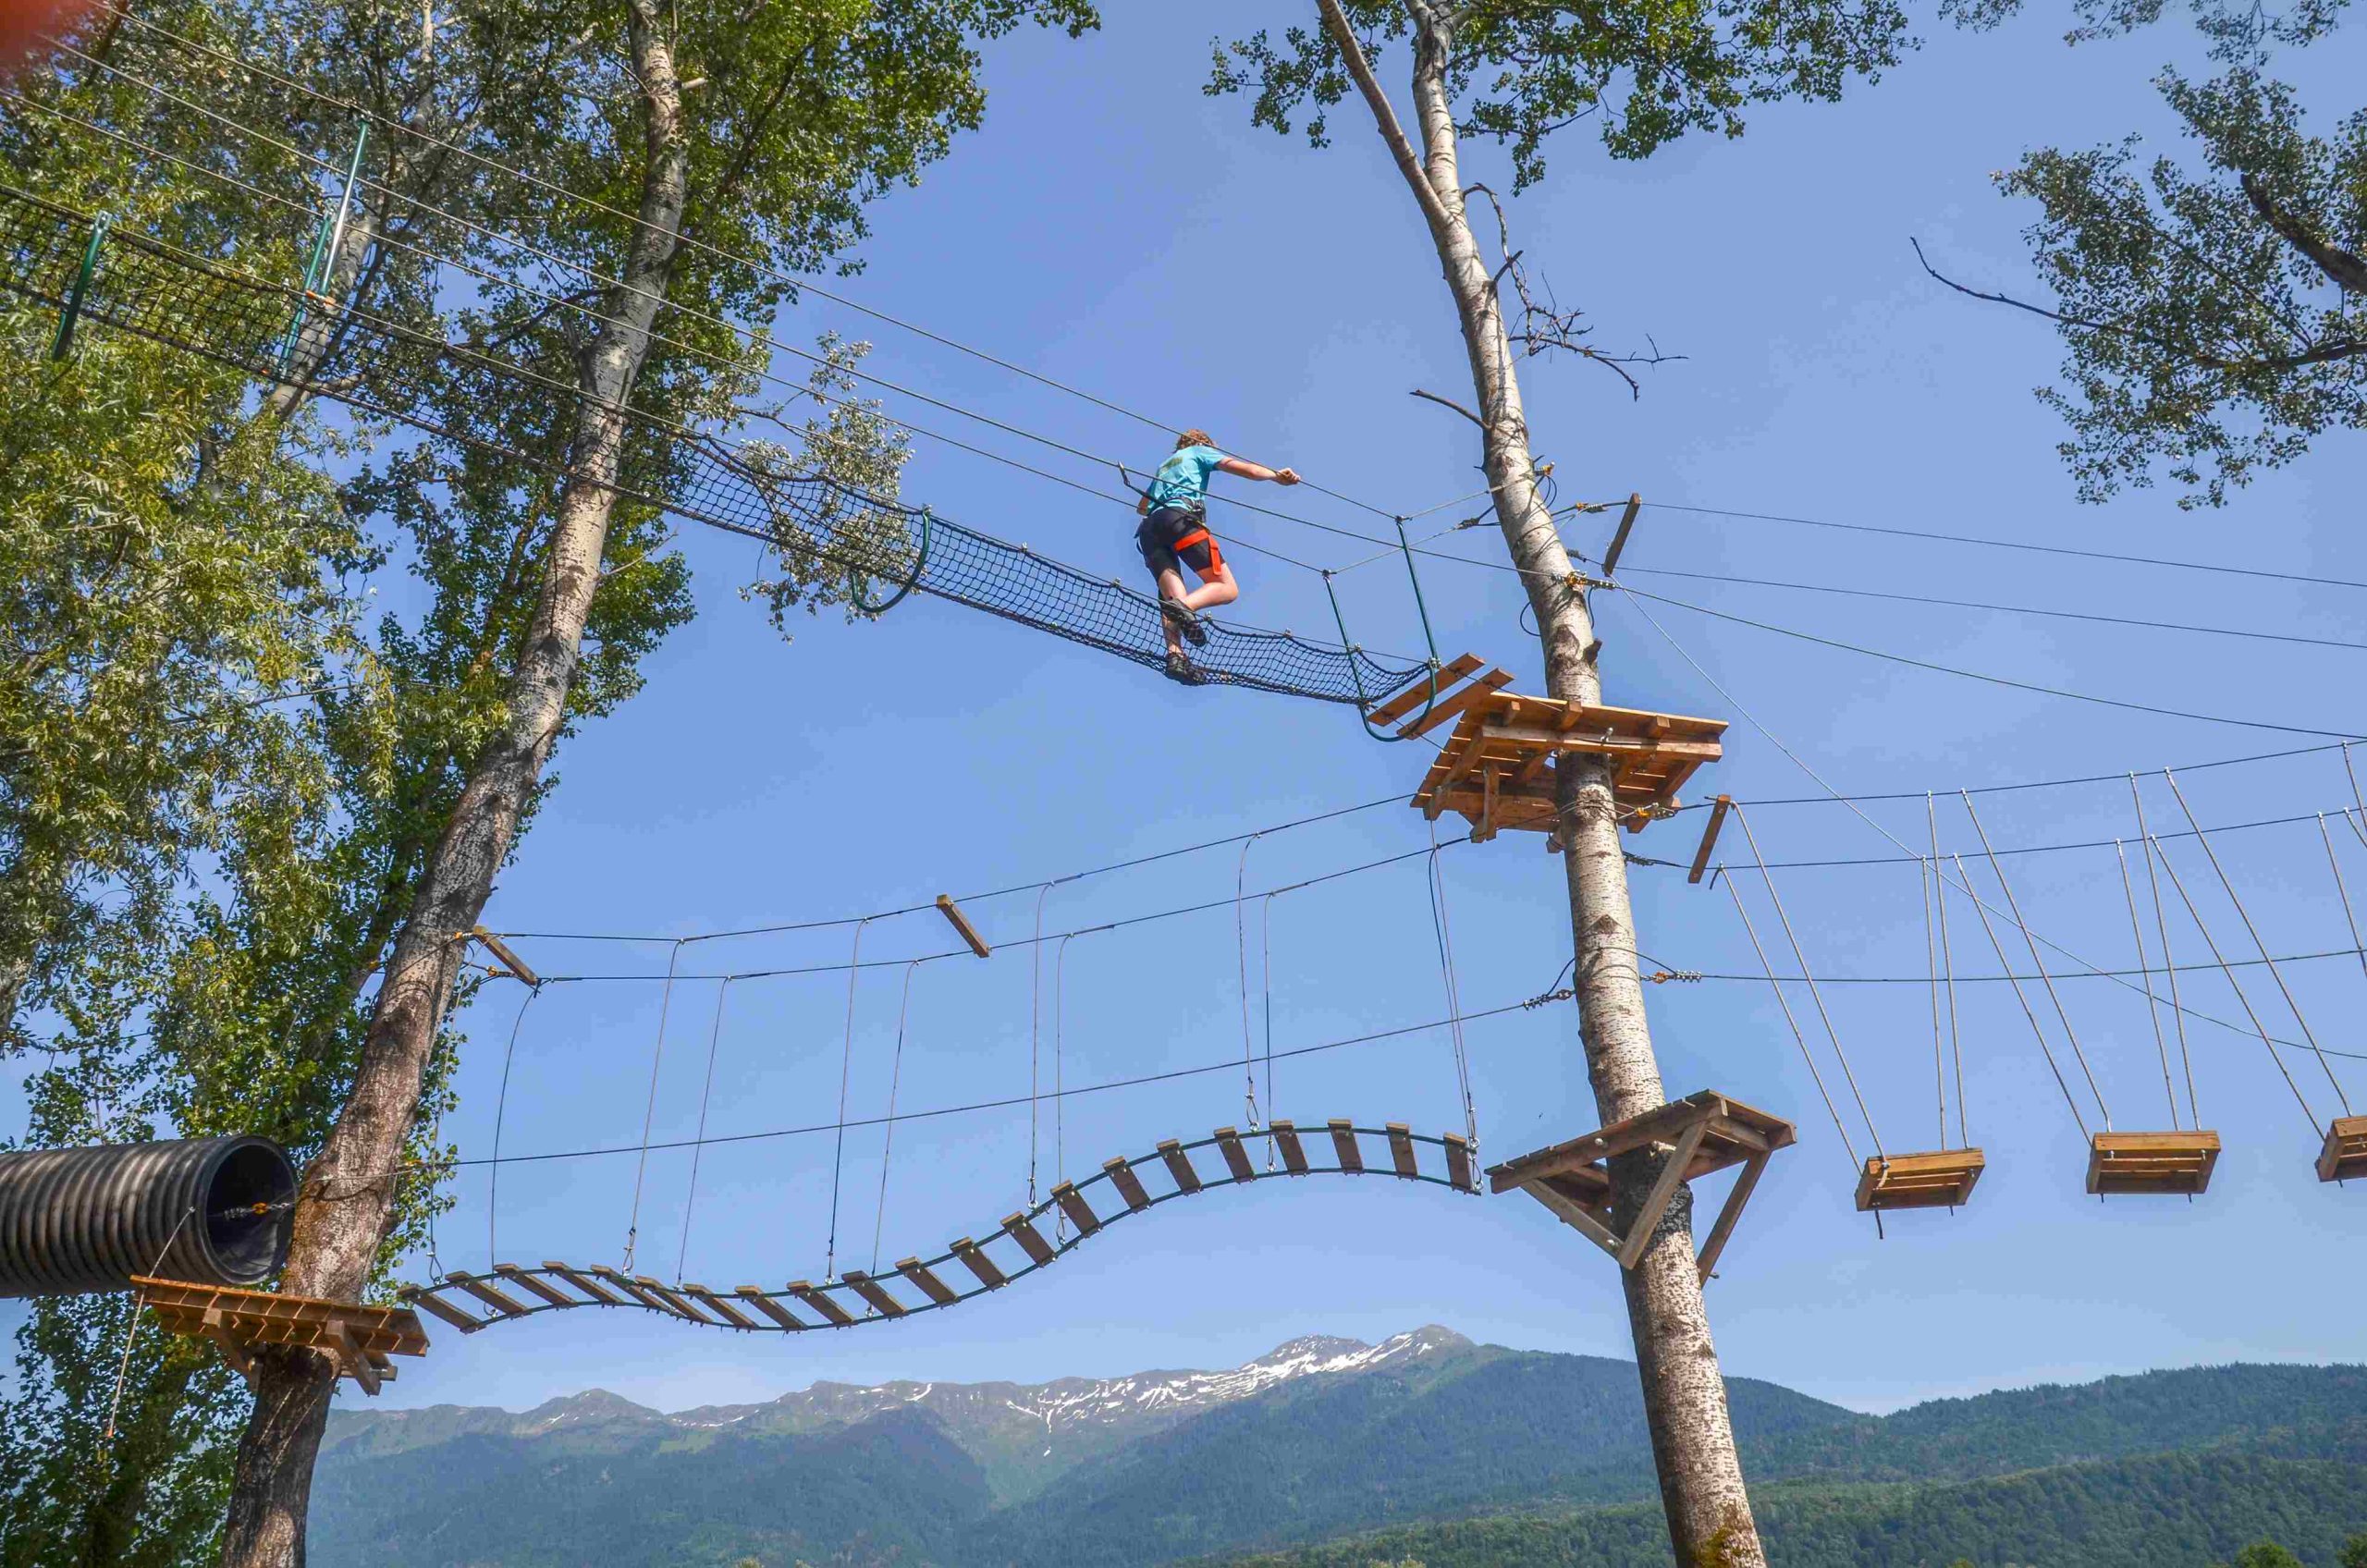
[1211,6,1905,1563]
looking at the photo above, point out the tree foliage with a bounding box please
[1944,0,2362,503]
[1208,0,1908,192]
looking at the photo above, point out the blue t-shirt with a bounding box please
[1145,445,1227,512]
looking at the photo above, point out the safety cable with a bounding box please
[2114,841,2181,1132]
[1640,498,2367,594]
[675,978,731,1282]
[824,917,873,1281]
[1620,585,2364,741]
[1960,793,2112,1129]
[1928,795,1967,1148]
[2130,780,2201,1130]
[1028,884,1052,1206]
[2163,771,2352,1118]
[1234,835,1264,1132]
[620,937,687,1268]
[2139,810,2323,1132]
[1699,741,2349,811]
[1051,937,1074,1238]
[1720,871,1862,1170]
[2315,813,2367,1010]
[868,961,920,1276]
[1731,804,1883,1160]
[1424,825,1479,1155]
[485,984,538,1269]
[1919,849,1945,1149]
[1954,851,2091,1138]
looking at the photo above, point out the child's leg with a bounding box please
[1154,564,1189,655]
[1179,562,1239,612]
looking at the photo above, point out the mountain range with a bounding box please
[307,1329,2367,1567]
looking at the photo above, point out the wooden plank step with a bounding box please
[1002,1213,1057,1266]
[1329,1121,1364,1173]
[897,1257,960,1306]
[1386,1123,1418,1179]
[1271,1121,1309,1174]
[1215,1126,1256,1182]
[2087,1130,2220,1195]
[1104,1158,1153,1211]
[1365,654,1483,729]
[1855,1149,1985,1212]
[2319,1115,2367,1183]
[1159,1139,1203,1194]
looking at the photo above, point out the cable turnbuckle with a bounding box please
[1647,969,1704,986]
[1520,986,1576,1011]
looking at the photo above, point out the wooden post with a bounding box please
[1600,492,1643,579]
[1687,796,1733,886]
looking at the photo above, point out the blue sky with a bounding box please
[13,2,2367,1420]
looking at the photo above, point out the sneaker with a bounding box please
[1160,597,1210,647]
[1163,651,1203,685]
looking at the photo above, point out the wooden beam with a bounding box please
[545,1262,626,1306]
[1686,795,1732,886]
[1051,1182,1100,1236]
[633,1276,715,1324]
[1214,1127,1257,1182]
[591,1267,670,1313]
[469,926,543,987]
[950,1237,1007,1289]
[1386,1123,1418,1178]
[1600,493,1642,578]
[1399,668,1515,739]
[336,1323,382,1395]
[790,1281,855,1326]
[734,1287,808,1329]
[1103,1158,1152,1211]
[896,1257,960,1306]
[1443,1133,1475,1193]
[1002,1213,1057,1266]
[1329,1121,1364,1173]
[681,1284,760,1329]
[1618,1120,1711,1271]
[935,894,991,958]
[841,1270,907,1318]
[1271,1121,1309,1174]
[1366,653,1483,729]
[1158,1139,1203,1194]
[1695,1148,1768,1283]
[494,1266,582,1310]
[444,1272,531,1318]
[399,1288,485,1333]
[1519,1178,1622,1258]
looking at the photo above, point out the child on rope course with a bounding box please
[1135,430,1300,683]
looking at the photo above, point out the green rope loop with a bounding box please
[849,507,932,615]
[49,214,106,361]
[1329,515,1445,742]
[277,121,369,375]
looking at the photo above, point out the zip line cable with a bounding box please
[2115,839,2180,1131]
[1697,741,2351,811]
[1620,585,2364,741]
[1640,498,2367,595]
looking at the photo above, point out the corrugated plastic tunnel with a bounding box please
[0,1135,296,1297]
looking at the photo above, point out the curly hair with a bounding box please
[1175,428,1215,449]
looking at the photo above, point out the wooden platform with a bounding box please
[2318,1116,2367,1182]
[1486,1090,1794,1282]
[130,1275,428,1396]
[1409,691,1725,840]
[2087,1131,2220,1196]
[1855,1149,1986,1212]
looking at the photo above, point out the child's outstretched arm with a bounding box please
[1218,457,1301,485]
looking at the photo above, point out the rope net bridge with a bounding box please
[400,1121,1476,1336]
[0,183,1430,708]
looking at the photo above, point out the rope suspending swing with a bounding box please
[0,183,1433,712]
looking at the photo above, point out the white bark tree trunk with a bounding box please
[215,6,689,1562]
[1316,4,1767,1562]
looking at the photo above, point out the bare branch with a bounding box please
[1410,387,1486,427]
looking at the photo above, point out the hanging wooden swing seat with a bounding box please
[1486,1090,1794,1282]
[2087,1130,2221,1195]
[130,1275,428,1396]
[1410,690,1726,841]
[2321,1116,2367,1182]
[1855,1147,1987,1211]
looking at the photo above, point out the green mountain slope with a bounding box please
[1219,1452,2367,1568]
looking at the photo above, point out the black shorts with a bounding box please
[1135,506,1224,579]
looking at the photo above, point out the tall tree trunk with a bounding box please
[1316,4,1766,1563]
[215,6,688,1563]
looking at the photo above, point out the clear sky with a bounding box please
[11,3,2367,1420]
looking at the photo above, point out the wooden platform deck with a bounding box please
[1486,1090,1793,1281]
[2087,1130,2220,1195]
[1855,1148,1986,1212]
[2317,1116,2367,1182]
[131,1275,428,1396]
[1409,691,1726,840]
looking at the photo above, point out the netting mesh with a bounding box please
[0,184,1428,707]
